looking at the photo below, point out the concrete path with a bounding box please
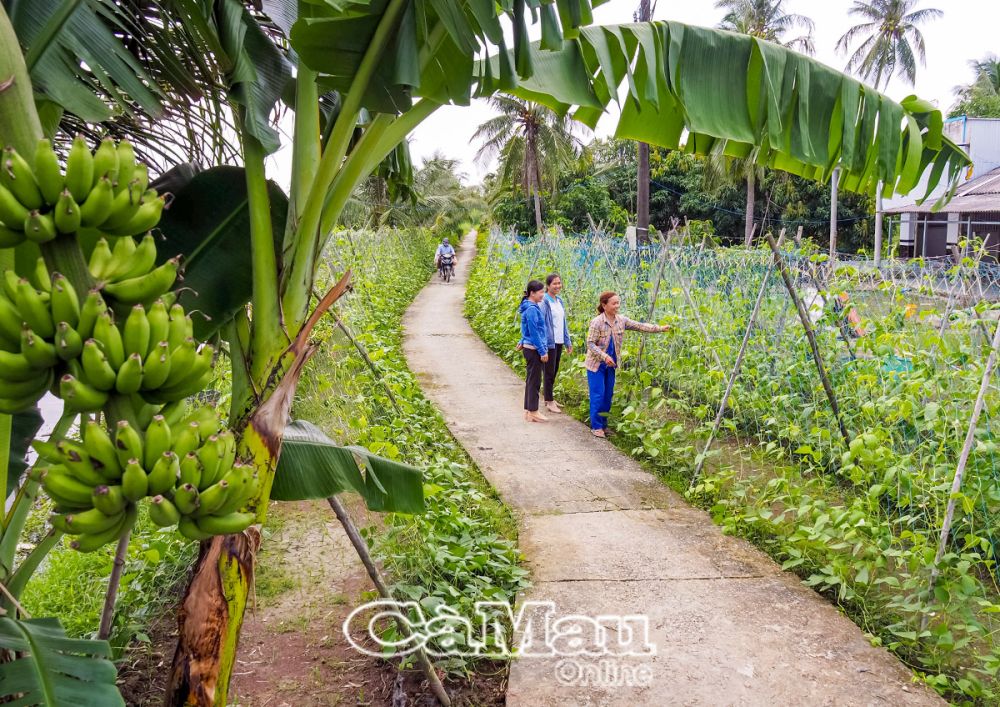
[402,231,942,706]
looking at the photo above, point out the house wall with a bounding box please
[886,117,1000,210]
[969,120,1000,177]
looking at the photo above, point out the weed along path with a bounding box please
[403,231,943,707]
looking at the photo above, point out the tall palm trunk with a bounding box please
[635,0,652,243]
[526,124,543,234]
[744,170,756,246]
[531,186,543,235]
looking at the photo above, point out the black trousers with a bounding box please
[523,348,543,412]
[543,343,564,402]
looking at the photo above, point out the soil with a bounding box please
[117,497,507,706]
[227,499,507,707]
[118,609,182,705]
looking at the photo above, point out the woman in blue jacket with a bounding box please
[518,279,550,422]
[540,273,572,413]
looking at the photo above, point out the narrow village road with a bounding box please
[402,230,941,706]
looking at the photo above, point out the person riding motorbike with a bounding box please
[435,237,456,277]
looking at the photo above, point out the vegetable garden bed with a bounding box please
[467,227,1000,704]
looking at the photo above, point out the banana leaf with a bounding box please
[154,166,288,340]
[271,420,424,514]
[214,0,293,154]
[0,617,124,706]
[4,406,42,502]
[287,6,969,205]
[498,22,969,203]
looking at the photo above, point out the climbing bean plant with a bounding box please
[468,228,1000,703]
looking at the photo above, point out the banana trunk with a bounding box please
[165,308,324,705]
[164,417,271,706]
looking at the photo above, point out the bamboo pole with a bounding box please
[335,315,403,415]
[829,167,840,263]
[636,241,671,370]
[874,183,884,267]
[765,231,851,446]
[663,247,724,371]
[925,314,1000,619]
[691,231,785,483]
[937,254,964,338]
[327,495,451,707]
[950,243,992,344]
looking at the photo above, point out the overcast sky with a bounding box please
[404,0,1000,184]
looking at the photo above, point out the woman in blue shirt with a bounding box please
[518,279,550,422]
[540,273,572,413]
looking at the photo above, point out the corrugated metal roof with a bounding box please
[888,166,1000,214]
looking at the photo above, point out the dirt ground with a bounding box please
[227,500,506,707]
[118,499,506,706]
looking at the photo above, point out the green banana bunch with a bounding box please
[0,264,119,412]
[0,271,63,412]
[0,263,205,409]
[140,406,256,538]
[87,234,181,306]
[0,137,163,247]
[77,298,214,404]
[36,404,253,546]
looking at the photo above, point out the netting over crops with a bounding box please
[469,225,1000,697]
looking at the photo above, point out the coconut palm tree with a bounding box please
[968,55,1000,96]
[715,0,815,244]
[716,0,815,54]
[951,54,1000,118]
[836,0,942,90]
[473,96,583,234]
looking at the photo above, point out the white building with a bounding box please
[886,116,1000,258]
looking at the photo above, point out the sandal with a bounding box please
[591,429,606,438]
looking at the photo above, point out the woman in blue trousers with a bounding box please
[584,291,669,437]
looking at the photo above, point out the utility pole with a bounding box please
[873,183,884,267]
[635,0,652,243]
[829,166,839,262]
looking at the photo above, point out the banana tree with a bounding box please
[0,1,971,706]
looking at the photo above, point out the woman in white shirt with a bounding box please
[541,273,573,413]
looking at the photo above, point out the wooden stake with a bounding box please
[765,231,851,446]
[925,314,1000,620]
[636,242,671,370]
[335,315,402,415]
[664,246,724,371]
[691,231,785,483]
[327,495,452,707]
[98,524,134,640]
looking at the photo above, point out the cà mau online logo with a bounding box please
[343,599,658,659]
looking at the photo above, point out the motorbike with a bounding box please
[438,252,455,282]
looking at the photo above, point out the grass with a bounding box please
[21,506,197,652]
[290,228,528,674]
